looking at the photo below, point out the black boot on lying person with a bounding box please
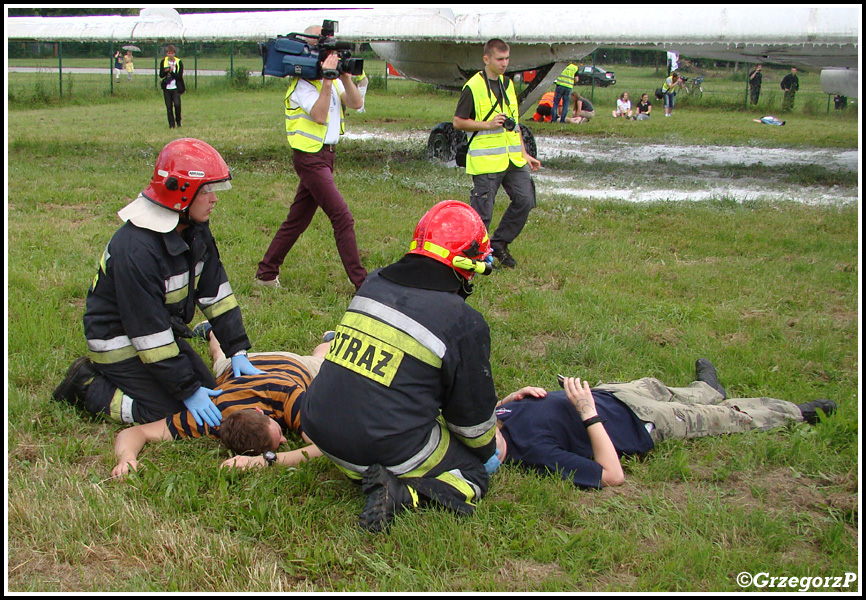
[796,399,838,424]
[695,358,727,399]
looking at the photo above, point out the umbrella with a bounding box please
[122,45,141,52]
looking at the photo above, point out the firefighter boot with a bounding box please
[358,463,418,533]
[52,357,97,408]
[797,399,837,424]
[695,358,727,399]
[492,243,517,269]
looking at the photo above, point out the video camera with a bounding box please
[261,19,364,80]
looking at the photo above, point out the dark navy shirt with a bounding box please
[496,390,654,489]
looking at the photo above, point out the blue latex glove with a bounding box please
[231,353,265,378]
[484,448,502,475]
[182,386,224,428]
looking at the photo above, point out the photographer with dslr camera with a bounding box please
[453,39,541,270]
[256,25,367,292]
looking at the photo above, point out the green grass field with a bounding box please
[6,65,859,592]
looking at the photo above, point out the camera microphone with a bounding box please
[324,41,354,51]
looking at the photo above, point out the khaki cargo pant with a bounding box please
[594,378,803,444]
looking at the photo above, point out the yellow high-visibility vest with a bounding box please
[463,72,526,175]
[556,63,578,89]
[284,78,345,152]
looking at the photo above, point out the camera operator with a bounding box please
[256,26,367,292]
[453,39,541,270]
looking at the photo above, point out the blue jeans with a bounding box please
[663,92,676,109]
[552,85,572,123]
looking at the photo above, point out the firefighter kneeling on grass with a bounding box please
[300,201,502,532]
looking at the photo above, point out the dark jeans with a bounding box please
[163,88,182,127]
[256,146,367,289]
[470,162,536,247]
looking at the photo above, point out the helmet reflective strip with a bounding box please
[422,241,451,259]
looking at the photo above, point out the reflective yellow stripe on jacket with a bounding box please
[284,77,345,152]
[464,72,526,175]
[556,63,578,89]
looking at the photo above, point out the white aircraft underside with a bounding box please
[7,6,860,103]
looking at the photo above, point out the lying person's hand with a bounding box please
[221,454,266,470]
[111,459,139,479]
[497,386,547,407]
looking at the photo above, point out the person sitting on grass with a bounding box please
[110,324,332,477]
[612,92,634,119]
[635,93,652,120]
[564,92,595,124]
[493,359,837,489]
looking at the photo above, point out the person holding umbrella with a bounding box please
[123,48,135,82]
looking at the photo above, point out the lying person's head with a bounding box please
[218,407,287,455]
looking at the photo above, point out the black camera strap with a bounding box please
[467,72,508,149]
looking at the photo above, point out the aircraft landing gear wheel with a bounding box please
[426,122,465,162]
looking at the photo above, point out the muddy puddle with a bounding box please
[343,129,859,206]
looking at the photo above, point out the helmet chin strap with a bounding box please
[454,269,474,298]
[177,211,194,226]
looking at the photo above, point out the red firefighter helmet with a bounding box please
[142,138,232,213]
[407,200,491,280]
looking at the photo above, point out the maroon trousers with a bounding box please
[256,146,367,289]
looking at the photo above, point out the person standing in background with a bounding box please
[255,26,367,291]
[113,50,123,81]
[453,38,541,269]
[780,67,799,112]
[123,50,134,82]
[748,64,762,105]
[159,45,185,128]
[551,63,578,123]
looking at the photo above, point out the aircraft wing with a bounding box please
[7,6,860,100]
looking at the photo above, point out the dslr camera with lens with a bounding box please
[502,117,517,131]
[262,19,364,80]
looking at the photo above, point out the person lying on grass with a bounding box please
[111,324,330,477]
[493,359,837,489]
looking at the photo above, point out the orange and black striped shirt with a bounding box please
[166,355,313,441]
